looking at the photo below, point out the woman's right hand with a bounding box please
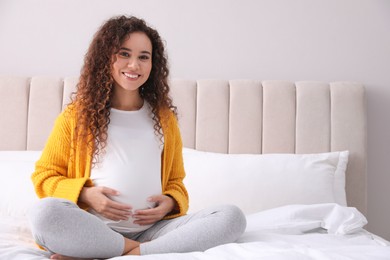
[79,186,132,221]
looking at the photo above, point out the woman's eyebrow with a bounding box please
[120,47,151,55]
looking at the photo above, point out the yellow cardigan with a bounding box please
[31,105,189,219]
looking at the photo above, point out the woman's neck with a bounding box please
[111,90,144,111]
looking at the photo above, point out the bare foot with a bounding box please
[122,237,141,255]
[126,246,140,255]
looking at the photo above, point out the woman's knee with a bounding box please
[28,197,76,231]
[220,204,247,239]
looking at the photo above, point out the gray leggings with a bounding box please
[28,198,246,258]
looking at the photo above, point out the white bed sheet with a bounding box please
[1,204,389,260]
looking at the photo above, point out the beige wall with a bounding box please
[0,0,389,239]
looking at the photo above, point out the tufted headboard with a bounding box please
[0,76,367,215]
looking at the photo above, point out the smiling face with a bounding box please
[111,31,153,95]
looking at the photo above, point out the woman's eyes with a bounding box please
[118,51,130,58]
[118,52,150,61]
[139,55,150,61]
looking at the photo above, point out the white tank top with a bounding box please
[89,103,163,233]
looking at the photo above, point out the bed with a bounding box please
[0,76,389,259]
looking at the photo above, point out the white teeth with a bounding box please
[124,72,139,79]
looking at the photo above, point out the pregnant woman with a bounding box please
[29,15,246,259]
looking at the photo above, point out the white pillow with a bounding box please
[0,151,41,218]
[182,148,349,214]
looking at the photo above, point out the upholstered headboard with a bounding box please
[0,76,367,215]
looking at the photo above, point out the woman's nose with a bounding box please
[127,58,140,69]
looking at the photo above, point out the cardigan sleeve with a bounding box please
[162,112,189,219]
[31,107,91,204]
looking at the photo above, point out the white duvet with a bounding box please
[1,203,389,260]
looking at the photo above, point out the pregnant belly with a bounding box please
[92,168,162,212]
[91,169,162,232]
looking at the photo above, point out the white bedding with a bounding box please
[1,203,389,260]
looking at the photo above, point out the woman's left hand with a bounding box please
[133,195,176,225]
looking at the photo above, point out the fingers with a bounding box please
[107,199,132,211]
[85,189,173,223]
[98,187,132,210]
[102,207,133,221]
[133,212,161,225]
[100,186,120,196]
[133,201,167,225]
[98,197,133,221]
[85,186,133,221]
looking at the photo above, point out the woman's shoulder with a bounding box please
[158,107,180,136]
[159,106,175,116]
[55,103,78,125]
[159,107,177,123]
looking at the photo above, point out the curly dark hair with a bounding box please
[71,15,176,163]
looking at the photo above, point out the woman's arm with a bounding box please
[161,112,189,219]
[31,108,91,204]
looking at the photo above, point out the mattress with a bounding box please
[1,204,389,260]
